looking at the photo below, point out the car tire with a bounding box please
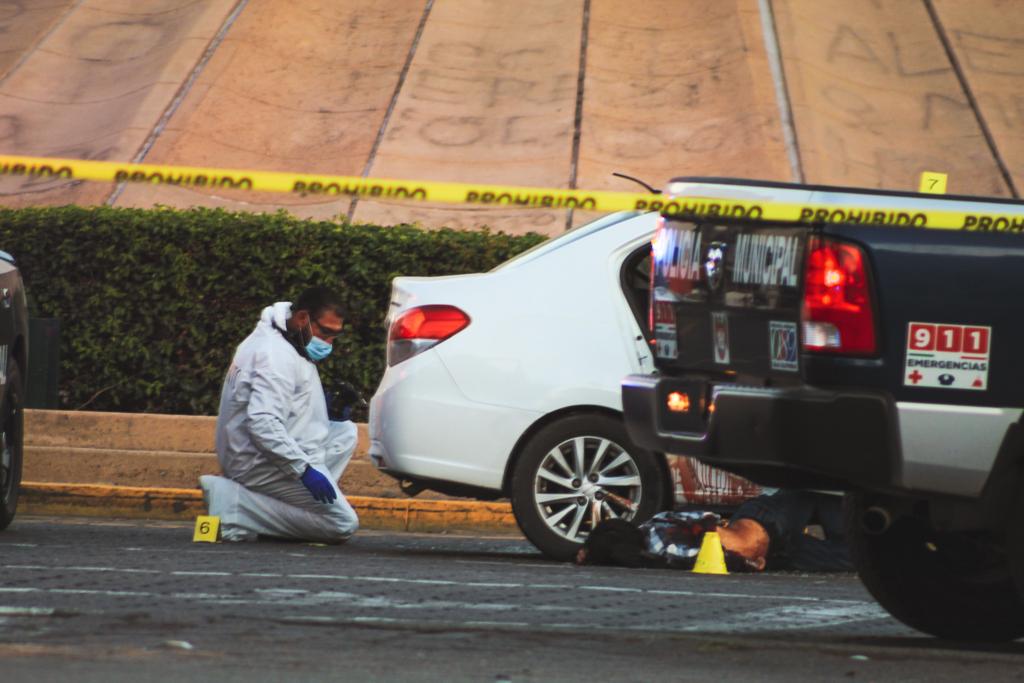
[511,413,665,561]
[845,492,1024,641]
[0,360,23,531]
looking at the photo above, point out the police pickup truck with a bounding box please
[621,178,1024,641]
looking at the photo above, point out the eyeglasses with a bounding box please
[311,317,343,341]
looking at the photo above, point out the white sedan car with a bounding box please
[369,211,759,559]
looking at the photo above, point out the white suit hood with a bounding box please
[261,301,294,333]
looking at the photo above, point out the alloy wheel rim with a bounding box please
[533,435,642,543]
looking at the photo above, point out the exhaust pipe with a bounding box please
[862,506,892,535]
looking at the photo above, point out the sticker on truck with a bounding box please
[653,300,678,360]
[711,311,730,364]
[769,321,798,372]
[904,322,990,390]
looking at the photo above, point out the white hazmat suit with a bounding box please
[201,302,359,542]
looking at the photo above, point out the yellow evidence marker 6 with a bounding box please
[193,515,221,543]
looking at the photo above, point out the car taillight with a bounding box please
[387,305,470,366]
[801,237,877,355]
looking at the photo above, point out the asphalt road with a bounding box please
[1,516,1022,682]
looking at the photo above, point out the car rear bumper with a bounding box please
[621,374,900,491]
[368,350,538,492]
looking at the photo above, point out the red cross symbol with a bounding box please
[908,370,924,384]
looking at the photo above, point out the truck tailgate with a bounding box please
[652,218,811,381]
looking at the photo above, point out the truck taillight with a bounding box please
[387,305,470,366]
[801,238,877,355]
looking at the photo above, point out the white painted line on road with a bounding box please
[49,589,150,597]
[4,565,48,570]
[65,565,160,574]
[352,576,460,586]
[464,620,529,627]
[0,588,40,593]
[464,582,523,588]
[288,574,349,580]
[0,606,55,616]
[0,562,865,612]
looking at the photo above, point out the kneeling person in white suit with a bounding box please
[201,287,359,543]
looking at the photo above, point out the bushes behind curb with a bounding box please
[0,206,546,415]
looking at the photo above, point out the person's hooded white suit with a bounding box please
[201,302,359,542]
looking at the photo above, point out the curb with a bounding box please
[19,482,519,535]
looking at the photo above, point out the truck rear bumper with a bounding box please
[622,374,900,491]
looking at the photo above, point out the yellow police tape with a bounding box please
[3,154,1024,233]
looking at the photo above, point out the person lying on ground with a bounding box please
[575,489,852,572]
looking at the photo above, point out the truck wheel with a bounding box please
[0,361,23,531]
[846,492,1024,641]
[1008,476,1024,602]
[511,414,665,561]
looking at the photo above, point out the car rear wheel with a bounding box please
[846,492,1024,641]
[511,414,665,561]
[0,360,23,531]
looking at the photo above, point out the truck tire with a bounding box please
[846,492,1024,641]
[511,414,665,561]
[0,361,23,531]
[1008,476,1024,602]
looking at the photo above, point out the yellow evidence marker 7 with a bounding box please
[919,171,948,195]
[193,515,221,543]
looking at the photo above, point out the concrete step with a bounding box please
[22,445,411,498]
[26,409,218,452]
[22,409,450,500]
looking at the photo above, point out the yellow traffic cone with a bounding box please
[691,531,729,575]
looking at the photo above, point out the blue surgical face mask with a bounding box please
[305,321,333,362]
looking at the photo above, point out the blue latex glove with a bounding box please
[300,465,337,504]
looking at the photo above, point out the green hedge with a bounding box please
[0,206,546,416]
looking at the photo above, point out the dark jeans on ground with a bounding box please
[732,490,853,572]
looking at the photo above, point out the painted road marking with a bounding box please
[0,563,863,606]
[50,589,150,597]
[0,585,896,633]
[65,565,160,574]
[0,606,56,616]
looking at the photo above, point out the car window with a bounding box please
[490,211,644,272]
[620,243,652,335]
